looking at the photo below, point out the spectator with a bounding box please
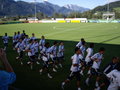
[0,48,16,90]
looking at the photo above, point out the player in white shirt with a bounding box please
[25,39,36,70]
[61,47,82,90]
[16,31,21,41]
[12,32,18,50]
[30,33,36,40]
[49,41,58,72]
[38,36,46,60]
[76,38,85,48]
[85,43,94,74]
[2,33,9,51]
[106,69,120,90]
[34,39,40,65]
[23,35,30,47]
[39,42,52,79]
[80,41,86,57]
[57,41,64,68]
[95,57,120,90]
[21,30,26,39]
[15,38,25,65]
[39,36,45,51]
[85,47,105,88]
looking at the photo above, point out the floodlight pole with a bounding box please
[34,0,37,21]
[107,0,110,13]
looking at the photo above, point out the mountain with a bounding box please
[0,0,90,16]
[92,0,120,12]
[64,4,90,13]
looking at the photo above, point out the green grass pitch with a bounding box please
[0,23,120,90]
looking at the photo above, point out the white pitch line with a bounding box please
[45,24,101,36]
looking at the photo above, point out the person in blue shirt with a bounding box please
[0,48,16,90]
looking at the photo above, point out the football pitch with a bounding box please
[0,23,120,90]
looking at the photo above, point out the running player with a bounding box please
[16,31,21,41]
[57,41,64,68]
[25,39,36,70]
[39,42,52,79]
[85,47,105,88]
[76,38,85,48]
[38,36,45,60]
[39,36,45,51]
[49,41,58,72]
[85,43,94,75]
[34,39,40,64]
[95,57,120,90]
[12,32,18,50]
[30,33,36,40]
[106,68,120,90]
[15,38,25,65]
[2,33,9,51]
[80,41,86,57]
[61,47,82,90]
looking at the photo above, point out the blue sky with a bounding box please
[17,0,119,9]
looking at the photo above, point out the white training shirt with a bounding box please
[107,70,120,89]
[13,35,17,43]
[34,42,39,53]
[50,45,57,57]
[23,38,30,46]
[91,53,103,69]
[2,36,9,44]
[26,43,35,56]
[30,37,36,40]
[15,42,25,52]
[80,45,86,57]
[76,41,82,48]
[70,54,80,72]
[85,48,93,62]
[39,39,45,46]
[16,34,21,40]
[57,45,64,57]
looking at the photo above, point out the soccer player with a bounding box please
[38,36,45,60]
[39,36,45,51]
[34,39,40,64]
[2,33,9,51]
[25,39,35,70]
[21,30,26,39]
[0,48,16,90]
[95,57,120,90]
[30,33,36,40]
[106,68,120,90]
[23,35,30,47]
[15,38,25,65]
[85,43,94,74]
[85,47,105,88]
[39,42,52,79]
[12,32,18,50]
[61,47,82,90]
[76,38,85,48]
[16,31,21,40]
[80,41,86,57]
[57,41,64,68]
[49,41,58,72]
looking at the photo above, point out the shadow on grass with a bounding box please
[0,36,120,90]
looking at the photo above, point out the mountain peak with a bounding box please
[64,4,90,12]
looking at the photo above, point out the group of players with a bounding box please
[62,38,120,90]
[2,31,120,90]
[2,30,64,79]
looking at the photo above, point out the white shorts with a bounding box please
[85,57,91,63]
[42,56,48,62]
